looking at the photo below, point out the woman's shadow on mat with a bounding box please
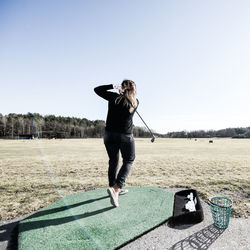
[18,195,113,233]
[27,195,110,219]
[5,195,113,250]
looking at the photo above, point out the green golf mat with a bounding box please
[18,186,174,250]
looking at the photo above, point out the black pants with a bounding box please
[104,130,135,188]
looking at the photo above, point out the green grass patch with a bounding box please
[18,186,174,250]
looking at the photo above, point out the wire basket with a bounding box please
[209,197,232,229]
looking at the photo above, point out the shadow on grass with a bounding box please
[19,195,113,232]
[1,197,109,243]
[5,195,113,249]
[19,206,114,233]
[27,195,109,219]
[169,224,225,250]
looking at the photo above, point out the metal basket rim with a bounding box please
[209,196,233,209]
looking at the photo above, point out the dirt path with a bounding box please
[121,199,249,250]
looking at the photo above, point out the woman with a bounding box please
[94,80,138,207]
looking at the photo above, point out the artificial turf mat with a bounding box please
[18,186,174,250]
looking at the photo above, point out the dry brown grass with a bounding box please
[0,138,249,220]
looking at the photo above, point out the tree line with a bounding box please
[0,113,151,139]
[0,113,249,139]
[163,127,250,138]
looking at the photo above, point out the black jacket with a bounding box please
[94,84,139,134]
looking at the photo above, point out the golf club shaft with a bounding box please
[135,110,155,138]
[120,92,155,141]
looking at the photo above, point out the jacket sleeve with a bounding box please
[94,84,118,101]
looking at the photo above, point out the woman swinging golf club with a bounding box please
[94,80,138,207]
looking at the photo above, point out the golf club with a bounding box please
[135,110,155,143]
[116,84,155,142]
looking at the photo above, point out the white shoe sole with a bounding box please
[119,189,129,195]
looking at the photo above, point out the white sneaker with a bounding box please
[107,187,119,207]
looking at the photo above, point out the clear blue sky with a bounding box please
[1,0,250,133]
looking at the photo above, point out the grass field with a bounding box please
[0,138,249,220]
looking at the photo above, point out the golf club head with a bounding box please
[151,136,155,143]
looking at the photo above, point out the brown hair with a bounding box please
[115,79,137,113]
